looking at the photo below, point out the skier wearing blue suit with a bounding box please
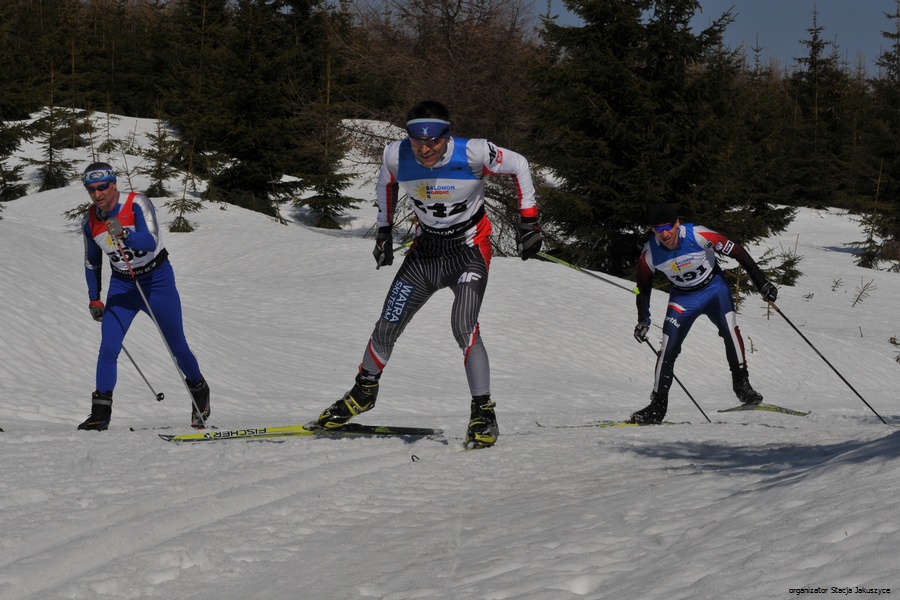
[78,162,209,431]
[630,204,779,424]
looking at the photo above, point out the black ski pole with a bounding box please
[113,236,207,428]
[122,343,165,401]
[644,340,711,423]
[768,301,886,424]
[536,251,709,420]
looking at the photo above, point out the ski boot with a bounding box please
[78,391,113,431]
[189,377,211,428]
[317,374,379,429]
[629,391,668,425]
[733,369,763,405]
[465,395,498,449]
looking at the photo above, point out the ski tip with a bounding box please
[717,403,810,416]
[596,420,683,428]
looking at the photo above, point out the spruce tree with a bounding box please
[140,116,181,198]
[165,146,205,234]
[165,0,334,218]
[291,54,362,229]
[530,0,791,274]
[0,121,31,204]
[0,0,42,120]
[864,0,900,257]
[779,10,854,209]
[25,106,81,192]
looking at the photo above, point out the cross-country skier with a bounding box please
[315,100,541,448]
[630,203,779,424]
[78,162,209,431]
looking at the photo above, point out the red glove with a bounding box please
[89,300,105,322]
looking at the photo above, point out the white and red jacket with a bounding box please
[82,192,167,300]
[635,223,767,323]
[376,137,538,240]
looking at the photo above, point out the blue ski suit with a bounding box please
[635,223,769,398]
[82,192,202,394]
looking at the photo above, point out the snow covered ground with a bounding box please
[1,114,898,599]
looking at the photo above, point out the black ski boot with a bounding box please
[78,391,113,431]
[189,377,211,428]
[629,391,668,425]
[318,373,379,429]
[465,395,498,449]
[732,369,763,405]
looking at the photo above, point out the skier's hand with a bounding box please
[516,218,542,260]
[759,280,778,302]
[106,218,127,240]
[89,300,105,322]
[373,226,394,269]
[633,321,650,343]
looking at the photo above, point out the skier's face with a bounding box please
[85,181,119,213]
[409,136,449,167]
[653,219,680,250]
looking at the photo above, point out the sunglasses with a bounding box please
[85,182,112,192]
[652,222,676,233]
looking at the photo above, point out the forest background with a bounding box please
[2,0,900,280]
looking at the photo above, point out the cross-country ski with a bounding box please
[717,403,811,416]
[159,422,443,443]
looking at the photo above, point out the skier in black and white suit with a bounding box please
[316,100,541,448]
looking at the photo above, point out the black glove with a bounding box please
[106,218,127,240]
[516,218,542,260]
[634,321,650,343]
[759,281,778,302]
[373,226,394,269]
[89,300,105,322]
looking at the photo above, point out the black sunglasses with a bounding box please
[85,182,112,192]
[652,222,676,233]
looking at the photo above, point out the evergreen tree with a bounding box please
[1,0,82,120]
[778,10,855,209]
[165,152,205,233]
[290,55,362,229]
[864,0,900,255]
[165,0,334,218]
[140,116,182,198]
[530,0,792,275]
[162,0,231,195]
[25,106,81,192]
[0,0,42,120]
[0,121,31,204]
[713,47,796,246]
[94,109,123,156]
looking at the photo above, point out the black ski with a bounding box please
[159,422,443,443]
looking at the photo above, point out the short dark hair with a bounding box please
[406,100,450,122]
[648,203,678,225]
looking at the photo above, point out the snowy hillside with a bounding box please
[0,113,898,599]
